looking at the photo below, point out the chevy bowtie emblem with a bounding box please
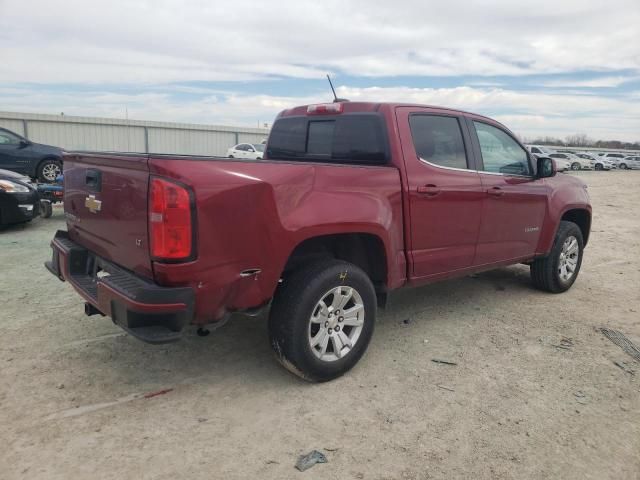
[85,195,102,213]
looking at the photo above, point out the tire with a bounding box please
[530,221,584,293]
[228,155,234,158]
[595,164,602,171]
[571,162,581,171]
[41,201,53,219]
[269,259,376,382]
[619,163,627,170]
[37,158,62,183]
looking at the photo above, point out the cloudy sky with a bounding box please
[1,0,639,141]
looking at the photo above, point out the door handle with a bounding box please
[487,187,504,197]
[417,184,441,196]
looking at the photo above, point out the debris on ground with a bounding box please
[553,336,574,350]
[295,450,327,472]
[574,391,588,405]
[436,385,455,392]
[401,318,412,325]
[599,328,640,362]
[431,358,458,366]
[143,388,174,399]
[613,361,636,375]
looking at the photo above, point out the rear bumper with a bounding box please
[46,230,194,344]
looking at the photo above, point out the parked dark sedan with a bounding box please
[0,168,40,227]
[0,127,63,182]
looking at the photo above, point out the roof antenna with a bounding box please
[326,74,349,103]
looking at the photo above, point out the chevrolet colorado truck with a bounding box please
[46,101,591,382]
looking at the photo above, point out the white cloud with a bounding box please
[2,84,638,141]
[0,0,639,141]
[1,0,639,83]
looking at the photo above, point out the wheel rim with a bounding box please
[571,163,580,170]
[620,164,627,169]
[42,163,61,181]
[558,235,579,282]
[308,286,365,362]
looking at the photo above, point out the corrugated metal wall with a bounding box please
[0,111,269,156]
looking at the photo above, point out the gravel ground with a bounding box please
[1,171,639,480]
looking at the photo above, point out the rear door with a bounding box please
[466,118,548,264]
[396,107,484,279]
[64,153,153,278]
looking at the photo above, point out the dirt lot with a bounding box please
[1,171,639,480]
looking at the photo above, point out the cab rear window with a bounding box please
[266,114,388,164]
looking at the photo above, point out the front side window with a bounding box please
[474,122,531,176]
[0,131,20,145]
[409,115,468,170]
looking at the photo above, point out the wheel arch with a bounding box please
[279,232,390,305]
[560,208,591,246]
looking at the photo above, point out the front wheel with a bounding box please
[269,260,376,382]
[595,164,602,171]
[619,163,627,169]
[571,162,581,171]
[530,221,584,293]
[37,158,62,183]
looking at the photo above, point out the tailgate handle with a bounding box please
[85,169,102,191]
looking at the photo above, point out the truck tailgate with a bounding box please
[63,153,153,278]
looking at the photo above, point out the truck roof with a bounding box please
[278,101,509,132]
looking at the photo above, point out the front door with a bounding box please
[397,107,484,279]
[466,118,548,265]
[0,130,25,173]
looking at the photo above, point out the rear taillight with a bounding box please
[149,177,194,261]
[307,103,344,115]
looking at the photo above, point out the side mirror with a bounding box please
[19,139,31,148]
[537,156,556,178]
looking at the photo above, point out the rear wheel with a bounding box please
[595,163,603,171]
[571,162,581,170]
[530,221,584,293]
[228,155,234,158]
[619,163,627,169]
[37,158,62,183]
[269,260,376,382]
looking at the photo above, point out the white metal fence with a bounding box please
[0,111,269,157]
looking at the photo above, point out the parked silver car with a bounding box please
[574,152,614,170]
[620,155,640,170]
[549,152,593,170]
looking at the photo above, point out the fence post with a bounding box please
[144,127,149,153]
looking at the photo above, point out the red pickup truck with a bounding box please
[47,101,591,381]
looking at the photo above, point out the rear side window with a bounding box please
[409,115,468,169]
[266,114,387,164]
